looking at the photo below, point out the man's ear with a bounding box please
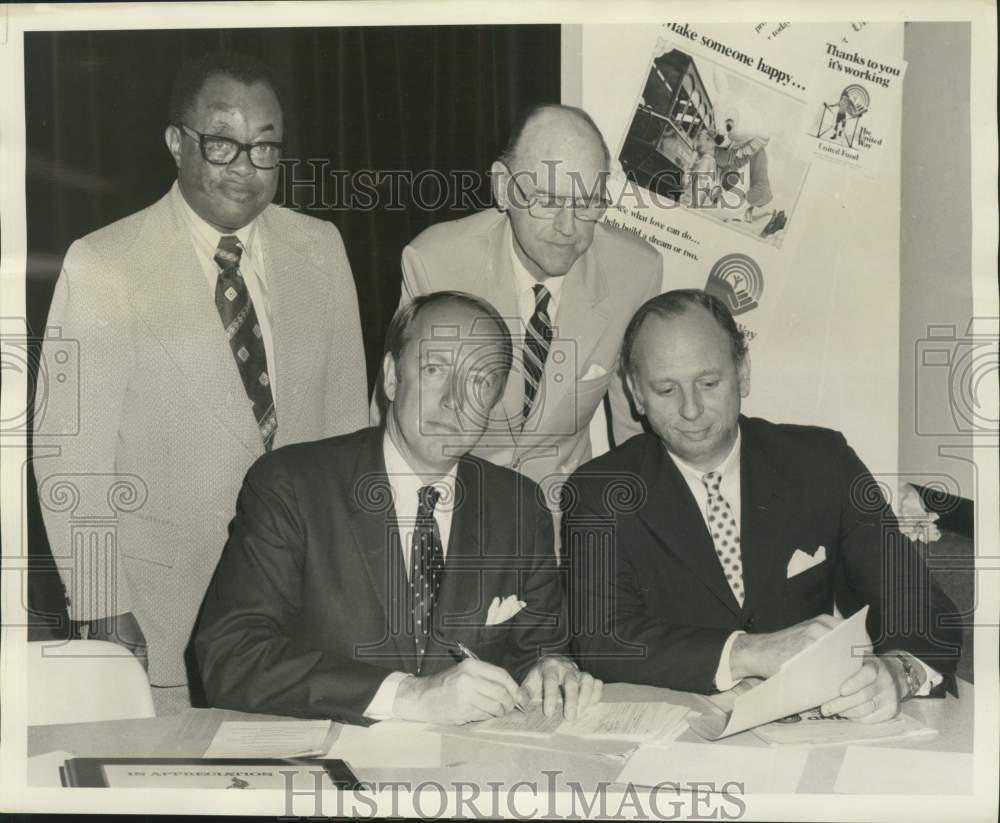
[165,125,183,169]
[738,354,751,398]
[625,371,645,416]
[490,160,509,211]
[381,351,398,403]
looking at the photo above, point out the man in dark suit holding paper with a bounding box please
[563,290,960,722]
[196,292,602,725]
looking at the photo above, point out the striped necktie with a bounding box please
[214,235,277,450]
[522,283,553,423]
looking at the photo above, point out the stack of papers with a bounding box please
[751,708,937,747]
[203,720,333,759]
[473,701,691,745]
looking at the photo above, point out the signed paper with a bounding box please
[475,701,690,744]
[689,606,870,739]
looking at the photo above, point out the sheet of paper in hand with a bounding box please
[688,605,870,739]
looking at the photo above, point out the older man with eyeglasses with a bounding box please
[374,104,663,527]
[36,50,367,713]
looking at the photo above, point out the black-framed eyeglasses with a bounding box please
[175,124,284,170]
[501,162,609,222]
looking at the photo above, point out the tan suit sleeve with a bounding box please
[320,222,368,434]
[35,240,137,621]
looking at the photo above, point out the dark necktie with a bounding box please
[702,471,745,606]
[214,235,277,451]
[411,484,443,671]
[522,283,553,423]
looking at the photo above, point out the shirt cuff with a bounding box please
[362,671,410,720]
[911,656,943,696]
[714,630,746,691]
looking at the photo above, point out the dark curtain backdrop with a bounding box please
[24,25,560,638]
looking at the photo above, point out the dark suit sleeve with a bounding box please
[499,497,570,683]
[562,479,731,693]
[833,434,962,680]
[194,459,392,724]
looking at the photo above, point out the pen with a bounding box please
[455,641,527,713]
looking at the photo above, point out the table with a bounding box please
[28,681,974,795]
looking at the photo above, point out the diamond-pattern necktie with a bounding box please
[702,471,745,607]
[522,284,553,423]
[411,484,443,672]
[214,235,277,451]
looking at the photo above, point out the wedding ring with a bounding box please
[869,698,877,713]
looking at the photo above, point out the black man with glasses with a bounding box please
[37,51,367,714]
[376,104,663,531]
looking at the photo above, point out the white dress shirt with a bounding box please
[171,181,278,399]
[668,428,940,695]
[363,431,459,720]
[508,221,565,327]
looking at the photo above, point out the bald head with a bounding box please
[499,104,610,171]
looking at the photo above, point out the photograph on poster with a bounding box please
[619,37,812,247]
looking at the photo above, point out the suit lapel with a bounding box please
[127,193,262,455]
[637,442,742,617]
[257,209,332,443]
[738,419,786,614]
[344,430,418,673]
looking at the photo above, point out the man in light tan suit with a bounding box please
[374,104,662,512]
[35,51,367,712]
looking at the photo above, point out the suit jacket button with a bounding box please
[743,617,755,631]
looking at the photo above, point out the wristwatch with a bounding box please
[894,653,923,699]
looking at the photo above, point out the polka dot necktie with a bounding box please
[214,235,277,451]
[701,471,745,607]
[411,485,443,672]
[522,284,553,423]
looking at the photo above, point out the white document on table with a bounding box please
[324,720,442,768]
[689,606,870,740]
[560,702,690,743]
[616,741,809,794]
[475,701,689,744]
[833,746,974,795]
[203,720,332,758]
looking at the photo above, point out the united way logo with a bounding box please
[817,84,871,148]
[705,254,763,316]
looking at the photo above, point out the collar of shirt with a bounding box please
[506,218,565,325]
[382,430,458,561]
[667,428,743,527]
[171,180,262,279]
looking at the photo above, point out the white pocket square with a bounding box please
[786,545,827,578]
[580,363,608,381]
[486,594,526,626]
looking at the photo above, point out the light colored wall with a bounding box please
[899,22,974,500]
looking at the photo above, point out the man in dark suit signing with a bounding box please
[563,290,960,722]
[196,291,602,725]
